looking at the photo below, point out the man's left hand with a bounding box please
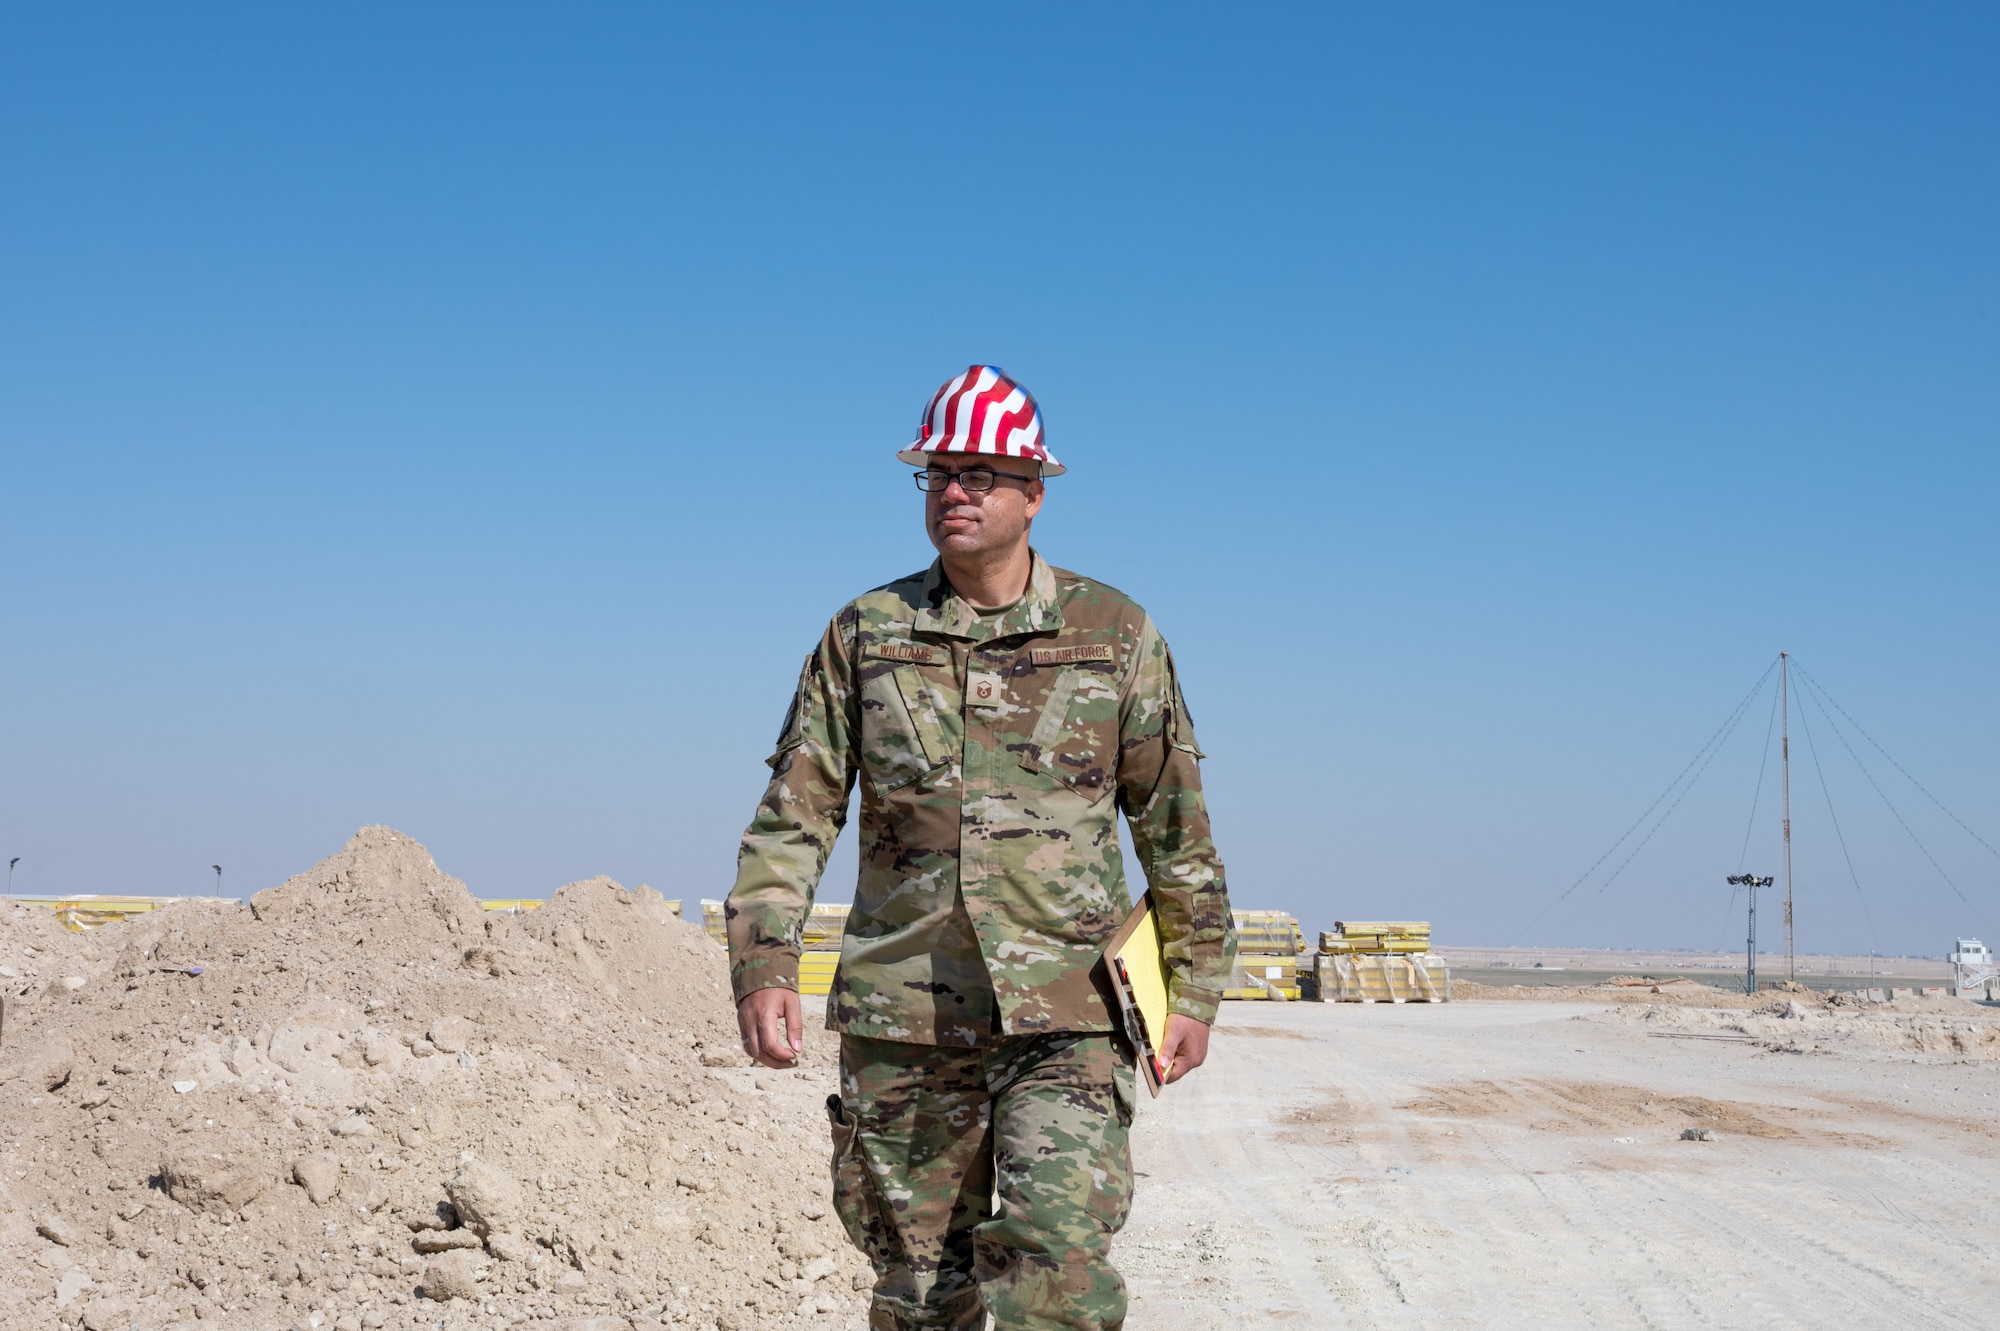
[1157,1014,1211,1086]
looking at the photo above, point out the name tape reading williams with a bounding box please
[864,643,944,666]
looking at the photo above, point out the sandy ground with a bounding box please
[1114,999,2000,1331]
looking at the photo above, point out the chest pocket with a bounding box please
[857,651,961,795]
[1018,664,1121,801]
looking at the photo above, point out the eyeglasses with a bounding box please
[912,466,1035,493]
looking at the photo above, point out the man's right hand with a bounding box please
[737,987,805,1069]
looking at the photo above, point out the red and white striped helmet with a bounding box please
[897,365,1065,476]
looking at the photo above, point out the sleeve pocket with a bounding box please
[1164,650,1206,759]
[766,653,819,768]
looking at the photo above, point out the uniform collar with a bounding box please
[915,549,1064,643]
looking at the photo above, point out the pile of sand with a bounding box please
[1457,974,2000,1055]
[0,827,867,1331]
[1453,977,1752,1007]
[1603,994,2000,1059]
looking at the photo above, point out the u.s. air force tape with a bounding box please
[1030,644,1115,666]
[864,642,943,665]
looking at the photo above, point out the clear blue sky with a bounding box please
[3,4,1994,959]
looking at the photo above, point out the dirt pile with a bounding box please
[1604,995,2000,1059]
[1453,977,1751,1007]
[0,827,866,1331]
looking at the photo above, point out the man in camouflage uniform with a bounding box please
[727,366,1235,1331]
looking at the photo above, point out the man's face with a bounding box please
[922,456,1045,558]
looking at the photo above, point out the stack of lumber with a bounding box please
[801,902,850,950]
[1313,951,1450,1002]
[797,903,849,995]
[1227,952,1301,1001]
[1319,920,1431,954]
[701,899,849,995]
[1225,908,1304,1000]
[6,894,233,931]
[1234,909,1307,955]
[701,902,1321,1002]
[1307,920,1449,1002]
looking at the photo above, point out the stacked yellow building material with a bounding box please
[1224,908,1304,999]
[1224,952,1301,1001]
[1233,910,1307,956]
[477,898,682,917]
[702,899,851,994]
[5,895,233,932]
[476,898,682,917]
[479,899,545,915]
[801,903,850,951]
[799,951,840,996]
[1313,951,1450,1002]
[797,904,850,995]
[1318,921,1432,955]
[704,902,1317,1000]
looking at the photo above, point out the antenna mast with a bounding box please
[1780,651,1794,982]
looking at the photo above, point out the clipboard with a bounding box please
[1102,893,1173,1097]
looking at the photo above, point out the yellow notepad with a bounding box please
[1104,894,1173,1096]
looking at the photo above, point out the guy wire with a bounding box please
[1546,669,1766,944]
[1509,657,1777,945]
[1792,669,1883,955]
[1794,667,1989,927]
[1717,679,1783,956]
[1738,677,1783,869]
[1793,662,2000,862]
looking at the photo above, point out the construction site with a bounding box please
[2,827,1995,1331]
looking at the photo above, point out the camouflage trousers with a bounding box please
[828,1032,1137,1331]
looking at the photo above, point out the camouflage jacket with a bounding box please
[726,551,1236,1046]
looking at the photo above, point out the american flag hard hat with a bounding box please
[897,365,1065,476]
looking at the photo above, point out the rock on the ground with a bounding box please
[54,1270,92,1308]
[486,1230,537,1262]
[412,1228,484,1253]
[428,1014,473,1053]
[421,1248,482,1301]
[293,1153,341,1204]
[446,1158,525,1237]
[5,1034,75,1091]
[161,1142,265,1215]
[37,1215,82,1247]
[79,1297,133,1331]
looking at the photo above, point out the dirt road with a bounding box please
[1114,999,2000,1330]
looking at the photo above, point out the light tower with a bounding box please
[1727,874,1774,995]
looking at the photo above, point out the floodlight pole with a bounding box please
[212,865,222,895]
[1748,879,1757,994]
[1727,874,1774,996]
[6,858,16,893]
